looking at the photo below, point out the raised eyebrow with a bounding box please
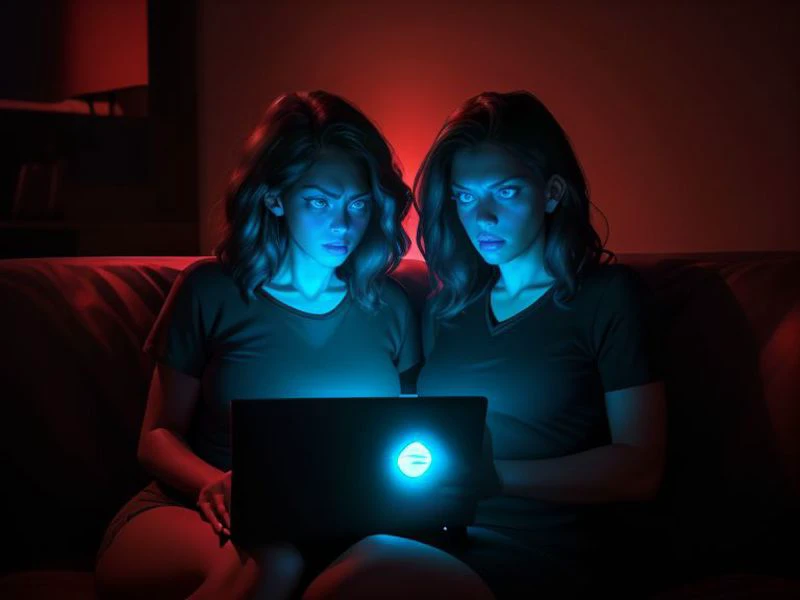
[301,185,338,197]
[451,176,526,191]
[489,176,526,189]
[302,186,372,201]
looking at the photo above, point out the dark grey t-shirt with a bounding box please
[416,263,661,532]
[144,259,421,471]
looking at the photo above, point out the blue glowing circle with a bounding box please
[397,441,432,477]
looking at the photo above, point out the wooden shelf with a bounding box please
[0,221,198,258]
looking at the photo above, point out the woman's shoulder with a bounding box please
[171,258,239,300]
[421,283,489,321]
[177,257,226,281]
[380,275,417,315]
[577,262,655,323]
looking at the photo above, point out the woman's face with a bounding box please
[275,148,373,269]
[450,143,548,266]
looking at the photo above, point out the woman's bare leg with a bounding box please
[301,534,495,600]
[191,541,306,600]
[95,506,304,600]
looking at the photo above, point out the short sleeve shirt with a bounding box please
[144,259,421,471]
[416,263,661,530]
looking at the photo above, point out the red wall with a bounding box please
[0,0,147,103]
[62,0,148,98]
[197,0,798,259]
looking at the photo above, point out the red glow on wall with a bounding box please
[61,0,147,98]
[197,1,799,257]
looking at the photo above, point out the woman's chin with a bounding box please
[314,252,350,269]
[473,246,506,266]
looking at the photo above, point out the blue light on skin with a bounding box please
[450,143,567,305]
[263,147,373,312]
[397,441,432,477]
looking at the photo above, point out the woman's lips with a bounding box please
[323,242,349,255]
[477,236,505,251]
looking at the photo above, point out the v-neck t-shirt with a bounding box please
[416,263,661,532]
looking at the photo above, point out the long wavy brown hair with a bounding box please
[415,91,614,319]
[214,91,413,311]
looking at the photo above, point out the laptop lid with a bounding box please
[230,395,487,546]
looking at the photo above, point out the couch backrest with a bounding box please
[1,253,797,572]
[619,253,799,573]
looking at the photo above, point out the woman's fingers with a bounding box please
[197,498,224,534]
[197,473,232,536]
[213,492,231,532]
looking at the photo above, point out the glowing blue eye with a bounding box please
[397,442,432,478]
[454,192,475,204]
[497,187,518,199]
[309,197,328,208]
[349,199,367,211]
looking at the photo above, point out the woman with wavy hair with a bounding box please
[95,90,421,600]
[305,91,666,599]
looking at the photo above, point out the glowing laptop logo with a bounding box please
[397,441,432,478]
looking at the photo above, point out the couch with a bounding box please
[0,252,798,598]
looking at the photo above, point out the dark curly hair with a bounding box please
[414,90,614,320]
[214,90,413,311]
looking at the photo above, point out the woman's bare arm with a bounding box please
[137,363,224,497]
[494,381,666,503]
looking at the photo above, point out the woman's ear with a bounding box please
[544,175,567,214]
[260,185,284,217]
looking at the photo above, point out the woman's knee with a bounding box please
[190,541,305,600]
[302,534,495,600]
[94,507,233,599]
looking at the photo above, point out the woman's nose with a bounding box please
[330,213,349,234]
[477,201,499,226]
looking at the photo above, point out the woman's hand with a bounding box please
[197,470,232,536]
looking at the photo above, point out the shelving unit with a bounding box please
[0,2,199,259]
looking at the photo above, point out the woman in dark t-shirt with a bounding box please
[304,92,666,599]
[94,91,423,600]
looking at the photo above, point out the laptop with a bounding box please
[229,395,487,547]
